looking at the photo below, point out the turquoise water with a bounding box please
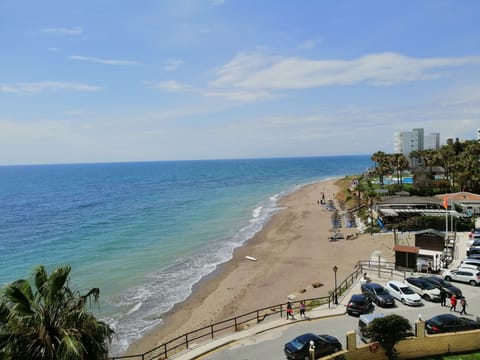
[0,156,372,354]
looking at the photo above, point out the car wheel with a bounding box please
[469,280,477,286]
[401,298,406,305]
[423,294,431,301]
[444,276,452,281]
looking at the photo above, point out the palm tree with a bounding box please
[371,151,390,185]
[0,265,114,360]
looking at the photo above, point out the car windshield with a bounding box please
[400,286,415,294]
[422,282,435,290]
[290,337,306,350]
[374,287,388,295]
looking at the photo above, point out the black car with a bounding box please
[360,282,395,307]
[346,294,373,316]
[422,276,462,298]
[425,314,480,334]
[284,333,342,359]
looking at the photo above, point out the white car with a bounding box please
[405,277,441,302]
[442,268,480,286]
[386,280,423,306]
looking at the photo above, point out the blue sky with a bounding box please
[1,0,479,165]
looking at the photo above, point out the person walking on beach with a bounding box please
[450,294,457,312]
[299,301,306,318]
[440,288,447,307]
[286,301,295,319]
[460,297,467,315]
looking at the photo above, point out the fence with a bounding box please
[109,260,405,360]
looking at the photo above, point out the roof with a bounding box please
[412,229,445,237]
[378,208,460,218]
[435,192,480,203]
[378,196,442,206]
[393,245,420,254]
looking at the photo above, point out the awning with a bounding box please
[393,245,420,254]
[378,208,461,217]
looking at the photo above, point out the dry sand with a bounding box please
[123,179,395,356]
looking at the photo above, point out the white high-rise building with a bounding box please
[394,128,441,156]
[394,130,420,156]
[425,133,440,150]
[477,128,480,141]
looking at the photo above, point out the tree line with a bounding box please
[371,138,480,193]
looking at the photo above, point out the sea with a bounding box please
[0,155,373,355]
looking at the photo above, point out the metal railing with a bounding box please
[109,260,404,360]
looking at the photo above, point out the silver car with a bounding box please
[405,277,441,302]
[442,268,480,286]
[386,280,423,306]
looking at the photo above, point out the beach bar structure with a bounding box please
[393,229,447,272]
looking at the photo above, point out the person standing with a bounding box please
[460,297,467,315]
[450,294,457,312]
[286,301,294,319]
[440,288,447,307]
[299,301,306,318]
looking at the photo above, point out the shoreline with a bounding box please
[122,178,395,356]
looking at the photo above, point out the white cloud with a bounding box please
[150,80,194,92]
[163,58,185,71]
[0,81,103,94]
[212,52,480,91]
[39,26,82,36]
[298,38,323,50]
[68,55,143,66]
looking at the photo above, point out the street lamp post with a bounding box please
[333,265,338,305]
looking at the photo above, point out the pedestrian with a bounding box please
[440,288,447,307]
[299,301,306,318]
[450,294,457,312]
[460,297,467,315]
[427,262,432,274]
[286,301,295,319]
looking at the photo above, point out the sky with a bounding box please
[1,0,480,165]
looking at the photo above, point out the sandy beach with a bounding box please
[123,178,395,356]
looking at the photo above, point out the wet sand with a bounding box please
[123,178,394,356]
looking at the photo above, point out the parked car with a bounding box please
[405,277,441,302]
[460,258,480,268]
[468,229,480,239]
[468,253,480,260]
[455,263,480,271]
[346,294,373,316]
[442,268,480,286]
[421,276,462,298]
[284,333,342,359]
[425,314,480,334]
[358,313,384,343]
[466,245,480,257]
[386,280,423,306]
[360,282,395,307]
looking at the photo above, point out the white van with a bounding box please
[358,313,384,343]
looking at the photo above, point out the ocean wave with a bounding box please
[106,191,284,356]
